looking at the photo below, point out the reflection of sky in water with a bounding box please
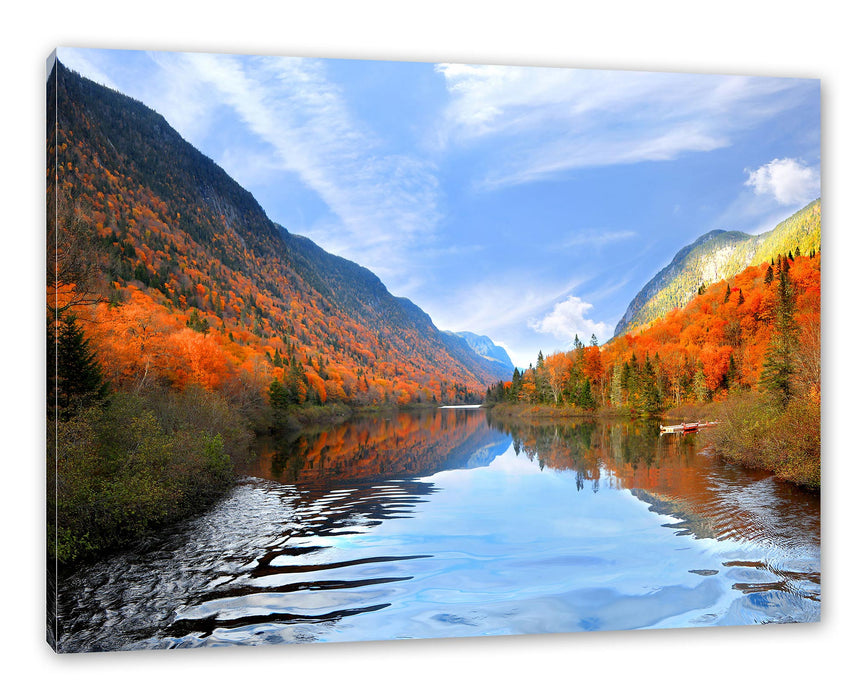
[56,415,820,651]
[262,448,818,644]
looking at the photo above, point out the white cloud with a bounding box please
[428,275,585,335]
[530,296,612,344]
[435,64,813,190]
[745,158,820,205]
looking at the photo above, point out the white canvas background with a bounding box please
[4,1,860,697]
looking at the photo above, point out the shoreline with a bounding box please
[483,399,819,491]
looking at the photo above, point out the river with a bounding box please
[52,408,820,651]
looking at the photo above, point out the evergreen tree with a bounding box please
[52,314,109,419]
[726,354,738,389]
[609,363,623,407]
[764,265,774,285]
[268,378,291,431]
[508,367,523,403]
[625,353,639,406]
[534,351,552,403]
[577,378,595,409]
[285,360,307,404]
[638,357,662,414]
[761,261,798,406]
[693,364,708,403]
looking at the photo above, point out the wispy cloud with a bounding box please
[56,48,121,91]
[435,64,814,190]
[550,229,637,251]
[173,54,442,272]
[426,274,585,334]
[66,51,443,286]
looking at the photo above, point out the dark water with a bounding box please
[53,409,820,651]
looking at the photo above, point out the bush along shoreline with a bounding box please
[700,391,820,490]
[48,383,254,568]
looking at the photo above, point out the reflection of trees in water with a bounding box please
[488,414,674,491]
[487,414,819,546]
[487,413,723,500]
[249,409,511,486]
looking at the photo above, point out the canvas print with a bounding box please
[47,48,821,652]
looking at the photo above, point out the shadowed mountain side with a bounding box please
[448,331,514,374]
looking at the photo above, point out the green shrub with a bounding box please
[48,387,246,565]
[708,392,820,489]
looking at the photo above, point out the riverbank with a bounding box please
[699,392,820,490]
[484,402,630,420]
[48,387,253,568]
[485,397,819,490]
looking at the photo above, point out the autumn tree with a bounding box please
[546,353,572,405]
[47,193,104,314]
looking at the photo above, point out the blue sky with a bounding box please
[57,48,821,369]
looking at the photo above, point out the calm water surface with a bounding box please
[54,408,820,651]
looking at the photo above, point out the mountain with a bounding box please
[448,331,514,374]
[48,60,512,407]
[614,200,821,336]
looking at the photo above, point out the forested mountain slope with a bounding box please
[48,60,510,409]
[615,200,821,336]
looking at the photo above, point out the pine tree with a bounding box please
[726,354,738,389]
[52,314,109,419]
[693,364,708,403]
[761,261,798,406]
[610,363,625,407]
[578,378,595,409]
[638,357,662,414]
[764,265,774,285]
[508,368,522,403]
[268,378,291,432]
[534,351,552,403]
